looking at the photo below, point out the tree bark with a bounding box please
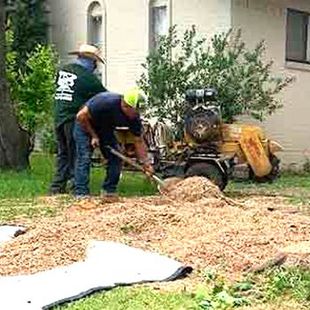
[0,0,30,170]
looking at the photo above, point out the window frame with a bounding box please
[87,1,103,47]
[286,8,310,64]
[86,1,107,84]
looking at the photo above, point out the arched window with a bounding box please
[87,1,103,47]
[149,0,169,50]
[87,1,107,84]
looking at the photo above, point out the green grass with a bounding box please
[227,172,310,194]
[1,153,310,201]
[54,268,310,310]
[236,267,310,309]
[0,154,309,309]
[226,173,310,213]
[55,287,200,310]
[0,153,54,199]
[0,153,156,221]
[0,153,156,199]
[0,198,62,222]
[232,170,310,187]
[263,267,310,303]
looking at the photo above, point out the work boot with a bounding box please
[100,189,118,197]
[74,194,91,200]
[100,190,119,203]
[48,187,66,195]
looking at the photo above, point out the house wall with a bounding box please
[232,0,310,168]
[48,0,310,166]
[48,0,231,92]
[48,0,91,62]
[173,0,231,37]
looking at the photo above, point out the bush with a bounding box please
[9,44,57,135]
[138,26,294,133]
[6,33,58,152]
[7,0,49,73]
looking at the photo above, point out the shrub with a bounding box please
[138,26,293,134]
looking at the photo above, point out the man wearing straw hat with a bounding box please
[49,44,107,195]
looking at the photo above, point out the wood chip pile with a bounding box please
[0,177,309,277]
[163,176,224,202]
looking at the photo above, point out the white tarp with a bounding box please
[0,225,26,245]
[0,240,192,310]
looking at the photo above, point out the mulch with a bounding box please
[0,177,309,278]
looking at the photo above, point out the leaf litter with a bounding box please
[0,177,309,277]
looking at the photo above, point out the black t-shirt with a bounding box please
[54,63,107,127]
[86,92,142,143]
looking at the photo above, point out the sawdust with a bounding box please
[164,176,224,202]
[281,241,310,254]
[0,177,309,278]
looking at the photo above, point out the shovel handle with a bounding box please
[106,146,165,187]
[107,146,145,172]
[150,174,165,187]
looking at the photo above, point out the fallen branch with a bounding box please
[244,252,288,274]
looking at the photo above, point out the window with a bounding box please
[87,2,103,47]
[87,1,106,83]
[286,9,310,63]
[150,0,168,50]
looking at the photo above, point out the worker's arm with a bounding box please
[133,136,154,175]
[76,106,99,148]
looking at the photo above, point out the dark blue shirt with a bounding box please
[86,92,142,143]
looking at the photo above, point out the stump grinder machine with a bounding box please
[115,88,283,191]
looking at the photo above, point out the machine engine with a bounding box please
[184,88,222,144]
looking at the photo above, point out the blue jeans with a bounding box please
[73,122,122,196]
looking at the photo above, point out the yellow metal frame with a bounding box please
[115,123,283,178]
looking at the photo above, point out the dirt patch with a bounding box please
[0,177,309,277]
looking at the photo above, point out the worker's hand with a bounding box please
[91,136,100,149]
[143,162,154,177]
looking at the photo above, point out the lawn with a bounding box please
[0,153,309,310]
[54,267,310,310]
[0,153,156,221]
[0,153,156,200]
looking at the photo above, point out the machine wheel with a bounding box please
[250,154,280,183]
[185,162,228,191]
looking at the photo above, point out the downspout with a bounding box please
[169,0,172,28]
[104,2,108,86]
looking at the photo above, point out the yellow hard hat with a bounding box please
[123,87,146,108]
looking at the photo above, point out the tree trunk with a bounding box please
[0,0,30,170]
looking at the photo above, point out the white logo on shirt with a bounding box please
[55,70,78,101]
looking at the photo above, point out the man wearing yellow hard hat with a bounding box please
[74,87,153,197]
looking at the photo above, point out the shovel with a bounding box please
[106,146,166,189]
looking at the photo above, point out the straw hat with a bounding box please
[68,44,105,64]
